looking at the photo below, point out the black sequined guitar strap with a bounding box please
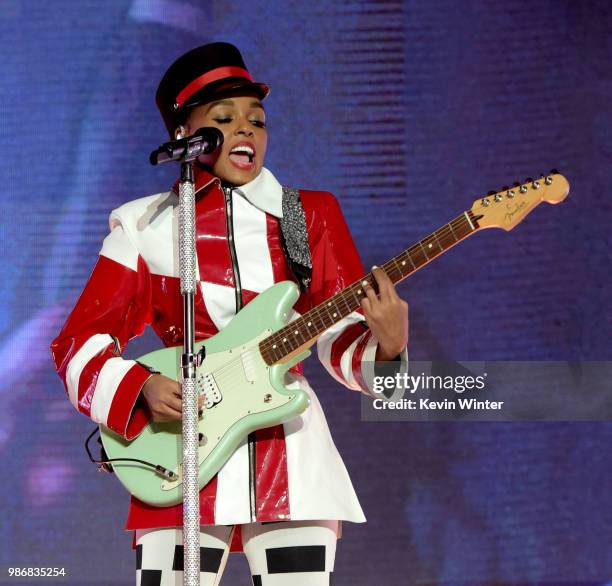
[279,186,312,292]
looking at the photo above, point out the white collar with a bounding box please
[232,167,283,218]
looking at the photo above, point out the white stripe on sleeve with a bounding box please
[65,333,115,410]
[100,224,139,271]
[90,357,137,426]
[316,311,367,390]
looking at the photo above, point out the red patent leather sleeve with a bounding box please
[301,192,376,391]
[307,192,408,394]
[50,225,154,440]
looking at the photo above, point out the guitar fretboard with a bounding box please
[259,210,480,365]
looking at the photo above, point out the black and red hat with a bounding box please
[156,42,270,136]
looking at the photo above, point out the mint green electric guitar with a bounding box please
[99,172,569,506]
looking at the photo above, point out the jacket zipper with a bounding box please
[223,185,257,522]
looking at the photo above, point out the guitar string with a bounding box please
[185,176,550,404]
[199,349,275,405]
[260,211,476,358]
[193,209,478,387]
[267,211,472,339]
[203,211,475,383]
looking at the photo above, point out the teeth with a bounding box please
[230,145,254,156]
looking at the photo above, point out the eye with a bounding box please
[213,117,232,124]
[251,119,266,128]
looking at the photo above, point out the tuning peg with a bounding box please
[550,168,560,175]
[501,186,509,191]
[525,177,541,189]
[488,189,503,202]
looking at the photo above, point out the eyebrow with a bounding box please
[206,99,265,112]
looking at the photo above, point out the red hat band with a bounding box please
[175,66,253,109]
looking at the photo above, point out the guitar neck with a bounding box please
[259,209,481,365]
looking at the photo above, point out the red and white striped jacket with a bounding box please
[50,166,407,548]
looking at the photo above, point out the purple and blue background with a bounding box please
[1,0,611,584]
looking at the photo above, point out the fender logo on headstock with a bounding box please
[504,200,527,224]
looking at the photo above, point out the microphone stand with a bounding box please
[150,127,222,586]
[177,159,202,586]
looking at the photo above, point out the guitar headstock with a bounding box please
[470,170,569,231]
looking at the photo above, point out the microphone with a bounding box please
[149,127,224,165]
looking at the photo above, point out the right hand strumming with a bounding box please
[141,374,204,422]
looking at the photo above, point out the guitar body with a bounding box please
[99,281,311,507]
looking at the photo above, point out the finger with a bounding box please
[372,266,396,303]
[171,381,182,398]
[155,406,183,423]
[166,394,183,413]
[361,276,379,306]
[361,294,374,315]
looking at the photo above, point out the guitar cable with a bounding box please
[84,358,208,483]
[84,426,179,481]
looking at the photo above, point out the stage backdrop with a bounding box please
[1,0,610,584]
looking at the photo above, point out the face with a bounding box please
[178,92,268,186]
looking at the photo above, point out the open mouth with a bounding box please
[228,144,255,168]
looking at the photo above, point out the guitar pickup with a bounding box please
[196,371,222,408]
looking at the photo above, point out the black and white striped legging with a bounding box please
[135,519,338,585]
